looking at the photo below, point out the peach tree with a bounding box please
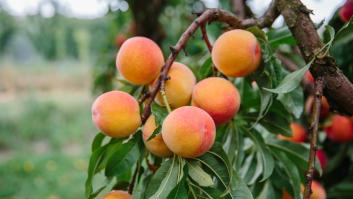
[86,0,353,198]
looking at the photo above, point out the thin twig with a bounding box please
[200,25,213,52]
[242,0,279,28]
[128,160,141,194]
[303,77,323,199]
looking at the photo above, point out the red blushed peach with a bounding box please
[92,91,141,138]
[339,0,353,22]
[316,149,328,170]
[116,37,164,85]
[278,123,307,143]
[325,114,353,142]
[161,106,216,158]
[103,190,131,199]
[142,115,173,157]
[305,96,330,119]
[282,181,326,199]
[212,29,261,77]
[151,62,196,108]
[191,77,240,125]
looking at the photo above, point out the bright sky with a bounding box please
[1,0,346,22]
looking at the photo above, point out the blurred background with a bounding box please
[0,0,346,198]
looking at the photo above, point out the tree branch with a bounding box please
[141,9,245,123]
[277,0,353,115]
[303,77,323,199]
[232,0,246,19]
[242,0,280,28]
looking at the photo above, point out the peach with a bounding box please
[316,149,328,170]
[282,181,326,199]
[152,62,196,108]
[305,96,330,119]
[92,91,141,138]
[142,115,173,157]
[161,106,216,158]
[325,114,353,142]
[305,71,315,84]
[191,77,240,125]
[116,37,164,85]
[212,29,261,77]
[278,123,307,143]
[339,0,353,22]
[103,190,131,199]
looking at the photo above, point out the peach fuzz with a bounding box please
[161,106,216,158]
[116,37,164,85]
[92,91,141,138]
[278,123,307,143]
[102,190,131,199]
[212,29,261,77]
[192,77,240,125]
[325,114,353,142]
[152,62,196,108]
[142,115,173,157]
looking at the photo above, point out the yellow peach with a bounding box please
[161,106,216,158]
[116,37,164,85]
[92,91,141,138]
[102,190,131,199]
[212,29,261,77]
[142,115,173,157]
[191,77,241,125]
[152,62,196,108]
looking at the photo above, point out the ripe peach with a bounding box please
[282,181,326,199]
[103,190,131,199]
[278,123,307,143]
[161,106,216,158]
[325,114,353,142]
[191,77,240,125]
[152,62,196,108]
[92,91,141,138]
[305,96,330,119]
[339,0,353,22]
[316,149,328,170]
[212,29,261,77]
[142,115,173,157]
[116,37,164,85]
[305,71,315,84]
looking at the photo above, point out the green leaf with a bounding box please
[263,61,312,94]
[277,86,304,119]
[230,172,254,199]
[247,26,267,41]
[188,160,214,187]
[91,133,106,152]
[167,175,188,199]
[147,125,161,141]
[267,26,296,48]
[245,129,275,181]
[271,149,301,199]
[197,57,213,80]
[333,17,353,46]
[328,182,353,199]
[257,181,278,199]
[145,156,184,199]
[194,143,232,192]
[151,103,169,124]
[267,139,322,176]
[104,137,140,177]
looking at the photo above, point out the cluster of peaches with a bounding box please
[92,29,261,161]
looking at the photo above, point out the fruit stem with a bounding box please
[160,80,172,113]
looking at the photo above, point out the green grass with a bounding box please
[0,60,97,199]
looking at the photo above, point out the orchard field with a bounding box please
[1,1,353,199]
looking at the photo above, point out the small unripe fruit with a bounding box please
[192,77,240,125]
[152,62,196,108]
[116,37,164,85]
[278,123,307,143]
[92,91,141,138]
[325,114,353,142]
[316,149,328,170]
[305,96,330,119]
[339,0,353,22]
[103,190,131,199]
[162,106,216,158]
[212,29,261,77]
[142,115,173,157]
